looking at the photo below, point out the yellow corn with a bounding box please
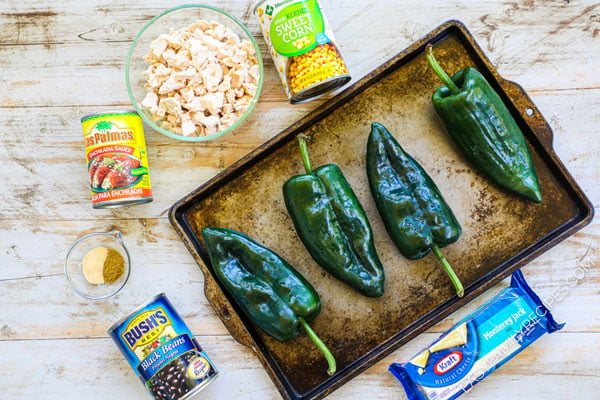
[287,43,348,94]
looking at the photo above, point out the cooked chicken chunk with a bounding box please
[141,19,259,137]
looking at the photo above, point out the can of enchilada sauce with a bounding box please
[81,110,153,208]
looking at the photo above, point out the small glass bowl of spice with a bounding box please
[65,230,130,300]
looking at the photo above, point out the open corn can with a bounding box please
[254,0,351,103]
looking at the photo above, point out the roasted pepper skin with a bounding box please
[430,66,542,203]
[367,122,461,259]
[283,148,385,298]
[202,227,320,341]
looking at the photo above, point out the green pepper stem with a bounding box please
[426,44,460,95]
[299,317,337,376]
[297,135,313,174]
[431,244,464,298]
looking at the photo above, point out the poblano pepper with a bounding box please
[201,227,336,375]
[367,122,464,297]
[426,45,542,203]
[283,136,385,298]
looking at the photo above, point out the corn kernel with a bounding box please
[286,42,348,94]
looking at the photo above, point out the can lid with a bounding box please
[180,372,220,400]
[93,197,153,209]
[291,75,351,104]
[81,110,139,123]
[252,0,268,14]
[107,292,167,335]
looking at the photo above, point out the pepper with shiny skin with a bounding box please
[202,227,336,375]
[426,45,542,203]
[367,122,464,297]
[283,136,385,298]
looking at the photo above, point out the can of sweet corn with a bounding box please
[254,0,351,104]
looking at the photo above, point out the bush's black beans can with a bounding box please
[108,293,218,399]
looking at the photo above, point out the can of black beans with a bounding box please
[108,293,218,399]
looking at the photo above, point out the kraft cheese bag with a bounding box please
[389,270,563,400]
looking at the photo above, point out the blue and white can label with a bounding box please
[109,293,218,400]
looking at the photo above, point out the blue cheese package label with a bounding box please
[389,270,563,400]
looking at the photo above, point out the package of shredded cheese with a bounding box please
[389,270,563,400]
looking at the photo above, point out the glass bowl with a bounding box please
[125,4,264,142]
[65,230,131,300]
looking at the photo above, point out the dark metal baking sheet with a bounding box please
[169,20,594,400]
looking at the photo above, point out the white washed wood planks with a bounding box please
[0,88,597,221]
[1,2,599,107]
[1,221,598,340]
[0,0,599,399]
[0,102,319,220]
[1,331,598,399]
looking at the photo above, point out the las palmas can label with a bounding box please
[81,110,153,208]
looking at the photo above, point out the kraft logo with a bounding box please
[434,351,463,375]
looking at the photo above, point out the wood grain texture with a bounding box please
[1,0,598,399]
[1,331,599,399]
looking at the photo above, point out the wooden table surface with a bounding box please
[1,1,598,399]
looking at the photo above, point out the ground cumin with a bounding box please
[82,247,125,284]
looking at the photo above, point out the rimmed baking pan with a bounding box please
[169,20,594,400]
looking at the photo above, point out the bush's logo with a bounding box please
[434,351,463,375]
[121,308,169,350]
